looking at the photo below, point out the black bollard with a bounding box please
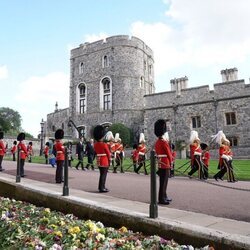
[16,148,21,183]
[149,150,158,218]
[63,147,69,196]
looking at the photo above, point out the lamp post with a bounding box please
[40,119,45,156]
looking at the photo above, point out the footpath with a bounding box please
[0,160,250,250]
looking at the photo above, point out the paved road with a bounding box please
[2,160,250,222]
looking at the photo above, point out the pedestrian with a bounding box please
[17,132,28,177]
[75,136,85,170]
[67,141,73,168]
[200,143,210,179]
[43,142,50,164]
[11,140,17,161]
[135,133,148,175]
[27,142,33,163]
[0,131,6,171]
[85,139,95,170]
[54,129,65,183]
[154,119,173,205]
[131,144,139,172]
[213,131,236,182]
[93,125,111,193]
[170,143,176,177]
[187,131,203,179]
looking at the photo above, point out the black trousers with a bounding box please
[56,160,64,183]
[12,153,16,161]
[0,155,3,170]
[76,156,84,169]
[136,155,147,174]
[214,160,235,182]
[98,167,108,191]
[158,168,170,202]
[188,156,204,179]
[45,155,48,164]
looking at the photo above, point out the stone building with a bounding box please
[45,35,250,158]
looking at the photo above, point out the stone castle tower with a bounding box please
[46,35,154,139]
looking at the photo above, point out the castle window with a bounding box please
[52,125,55,132]
[228,137,238,147]
[140,76,144,88]
[149,64,152,75]
[191,116,201,128]
[77,126,86,138]
[144,60,147,70]
[225,112,236,125]
[102,55,109,68]
[78,83,87,113]
[100,77,112,111]
[79,62,84,74]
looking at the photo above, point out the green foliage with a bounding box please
[109,123,131,146]
[0,107,21,132]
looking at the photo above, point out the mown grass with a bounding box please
[4,155,250,181]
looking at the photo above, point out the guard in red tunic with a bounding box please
[187,130,203,179]
[11,140,17,161]
[43,142,50,164]
[93,125,111,192]
[200,143,210,179]
[154,119,173,205]
[170,143,177,177]
[0,131,6,171]
[131,144,139,172]
[105,131,116,172]
[17,133,28,177]
[54,129,65,184]
[135,133,148,175]
[27,141,33,163]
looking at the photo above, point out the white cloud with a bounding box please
[0,65,8,79]
[15,72,69,137]
[130,0,250,82]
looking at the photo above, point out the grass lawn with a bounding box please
[4,154,250,181]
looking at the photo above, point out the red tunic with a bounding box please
[27,145,33,156]
[0,140,6,156]
[138,143,146,156]
[11,145,17,154]
[43,145,49,156]
[54,140,65,161]
[219,144,228,166]
[94,142,111,167]
[190,143,202,165]
[155,138,173,169]
[131,149,139,162]
[202,151,210,167]
[18,142,28,160]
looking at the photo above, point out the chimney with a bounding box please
[221,67,238,82]
[170,76,188,95]
[55,102,58,112]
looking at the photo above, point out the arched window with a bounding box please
[78,83,86,113]
[102,55,109,68]
[79,62,84,74]
[140,76,144,88]
[100,77,112,110]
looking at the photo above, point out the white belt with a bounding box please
[194,152,201,156]
[116,151,121,154]
[157,154,167,157]
[57,151,63,154]
[97,154,106,156]
[139,152,145,155]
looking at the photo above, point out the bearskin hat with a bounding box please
[93,125,105,141]
[29,141,33,146]
[105,131,114,142]
[45,142,50,146]
[17,132,25,141]
[13,140,17,145]
[189,130,200,144]
[154,119,167,137]
[133,143,138,149]
[114,133,120,142]
[0,131,4,139]
[55,129,64,140]
[200,143,208,150]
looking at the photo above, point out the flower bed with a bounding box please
[0,197,214,249]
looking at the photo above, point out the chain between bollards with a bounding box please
[16,148,21,183]
[63,147,69,196]
[149,150,158,218]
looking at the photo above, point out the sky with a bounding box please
[1,0,250,137]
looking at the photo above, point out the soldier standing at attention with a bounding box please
[54,129,65,184]
[0,131,6,171]
[11,140,17,161]
[17,133,28,177]
[43,142,50,164]
[154,119,173,205]
[27,142,33,163]
[75,136,85,170]
[93,125,111,193]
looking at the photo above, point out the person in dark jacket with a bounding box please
[75,136,85,170]
[85,139,95,170]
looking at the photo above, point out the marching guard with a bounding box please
[135,133,148,175]
[213,131,236,182]
[93,125,111,192]
[154,119,173,205]
[187,131,204,179]
[105,131,116,172]
[114,133,124,173]
[200,143,210,179]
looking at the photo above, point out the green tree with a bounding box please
[0,107,21,132]
[109,123,131,146]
